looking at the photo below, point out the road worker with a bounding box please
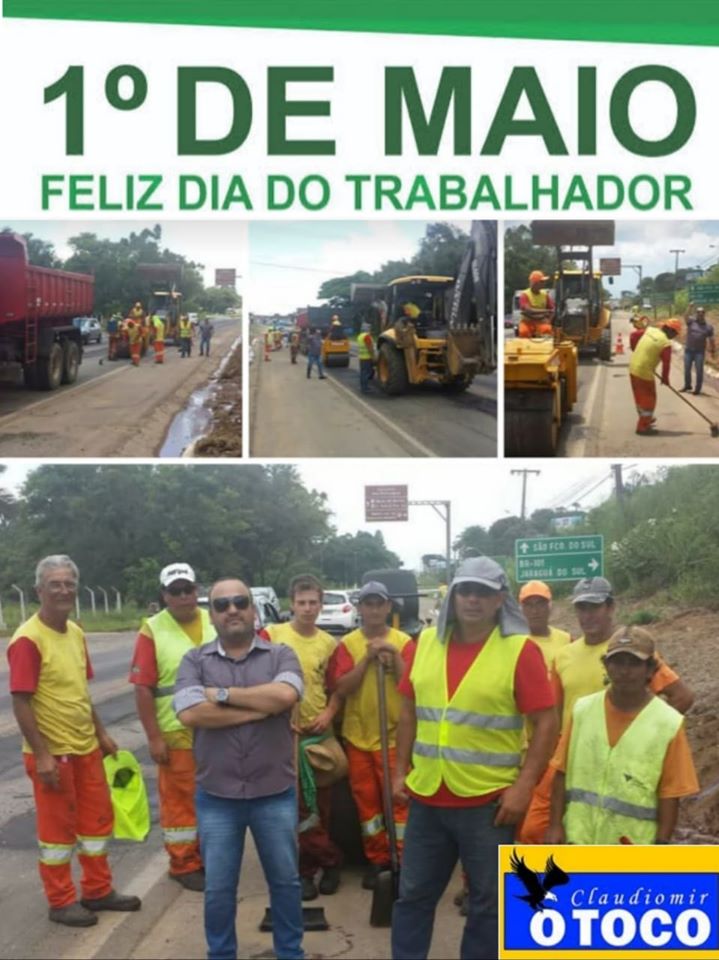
[8,555,141,926]
[126,316,142,366]
[106,313,121,361]
[629,313,648,351]
[682,302,716,395]
[357,321,377,395]
[265,574,343,901]
[629,318,681,435]
[515,580,571,844]
[289,329,300,364]
[178,315,193,358]
[329,581,412,890]
[150,313,165,364]
[391,557,557,959]
[129,563,215,891]
[547,626,699,845]
[518,270,555,337]
[129,301,145,323]
[521,576,694,844]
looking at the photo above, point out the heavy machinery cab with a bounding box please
[554,257,606,343]
[385,276,455,339]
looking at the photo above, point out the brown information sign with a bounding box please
[365,485,408,522]
[599,257,621,276]
[215,268,237,287]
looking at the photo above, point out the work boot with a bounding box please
[301,876,319,901]
[680,386,692,392]
[80,890,142,912]
[319,866,341,895]
[172,869,205,892]
[48,903,98,927]
[361,863,389,890]
[319,375,327,380]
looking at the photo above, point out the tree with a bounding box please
[503,225,556,308]
[317,271,374,305]
[411,222,469,277]
[197,287,242,314]
[453,525,491,559]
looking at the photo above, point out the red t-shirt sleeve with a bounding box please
[514,639,556,714]
[128,631,159,686]
[398,643,417,699]
[518,292,530,310]
[7,637,42,693]
[327,643,355,690]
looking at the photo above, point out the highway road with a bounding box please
[250,336,497,458]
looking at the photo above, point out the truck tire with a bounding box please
[444,375,473,393]
[599,327,612,361]
[61,341,80,384]
[35,342,64,391]
[377,342,409,395]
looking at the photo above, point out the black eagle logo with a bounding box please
[510,849,570,912]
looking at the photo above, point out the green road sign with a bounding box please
[515,534,604,583]
[689,283,719,303]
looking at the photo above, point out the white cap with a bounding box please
[160,563,196,588]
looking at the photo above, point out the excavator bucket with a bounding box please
[446,327,484,377]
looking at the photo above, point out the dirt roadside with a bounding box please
[551,597,719,842]
[191,343,243,457]
[0,322,240,458]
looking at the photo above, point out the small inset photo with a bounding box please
[249,221,497,458]
[0,222,244,458]
[504,220,719,458]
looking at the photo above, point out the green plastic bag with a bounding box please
[103,749,151,842]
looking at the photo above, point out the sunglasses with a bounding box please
[212,595,252,613]
[166,584,196,597]
[455,582,499,598]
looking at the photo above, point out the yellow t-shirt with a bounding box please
[553,634,679,731]
[339,627,410,751]
[266,622,336,728]
[9,613,97,756]
[629,326,670,381]
[528,626,571,675]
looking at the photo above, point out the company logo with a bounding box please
[510,850,570,912]
[499,846,719,958]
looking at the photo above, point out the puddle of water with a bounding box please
[159,384,213,457]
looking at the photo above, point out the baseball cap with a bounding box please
[571,576,613,604]
[519,580,552,602]
[160,563,196,588]
[452,556,508,593]
[529,270,549,284]
[604,627,655,662]
[358,580,390,602]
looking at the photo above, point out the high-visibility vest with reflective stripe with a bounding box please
[523,288,551,310]
[406,626,526,797]
[357,332,374,360]
[564,691,682,844]
[149,608,215,733]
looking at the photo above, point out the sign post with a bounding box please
[514,535,604,583]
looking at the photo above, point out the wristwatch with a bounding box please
[215,687,230,704]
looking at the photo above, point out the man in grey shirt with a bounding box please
[306,328,326,380]
[174,578,304,960]
[682,303,716,395]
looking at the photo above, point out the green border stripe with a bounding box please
[5,0,719,45]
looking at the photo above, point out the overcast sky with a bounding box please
[1,221,247,291]
[248,221,469,315]
[0,459,661,571]
[507,220,719,298]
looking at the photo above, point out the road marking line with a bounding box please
[0,364,129,427]
[325,375,438,458]
[59,849,168,960]
[566,362,602,458]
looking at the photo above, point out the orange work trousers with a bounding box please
[130,340,142,366]
[515,765,555,844]
[345,741,407,865]
[158,748,202,876]
[518,320,553,338]
[153,339,165,364]
[24,748,114,908]
[630,374,657,433]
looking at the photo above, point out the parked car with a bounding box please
[316,589,359,634]
[73,316,102,344]
[251,586,281,610]
[197,591,284,631]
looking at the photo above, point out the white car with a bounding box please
[316,590,360,634]
[251,586,280,610]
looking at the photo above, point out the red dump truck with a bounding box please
[0,232,93,390]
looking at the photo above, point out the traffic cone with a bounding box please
[615,333,624,355]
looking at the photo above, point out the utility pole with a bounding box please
[511,469,541,521]
[670,248,685,305]
[611,463,624,501]
[624,264,643,302]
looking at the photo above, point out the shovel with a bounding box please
[370,658,400,927]
[655,372,719,436]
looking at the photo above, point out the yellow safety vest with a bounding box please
[149,607,215,733]
[357,332,374,360]
[523,288,551,310]
[179,320,192,339]
[406,626,526,797]
[565,691,682,844]
[152,316,165,342]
